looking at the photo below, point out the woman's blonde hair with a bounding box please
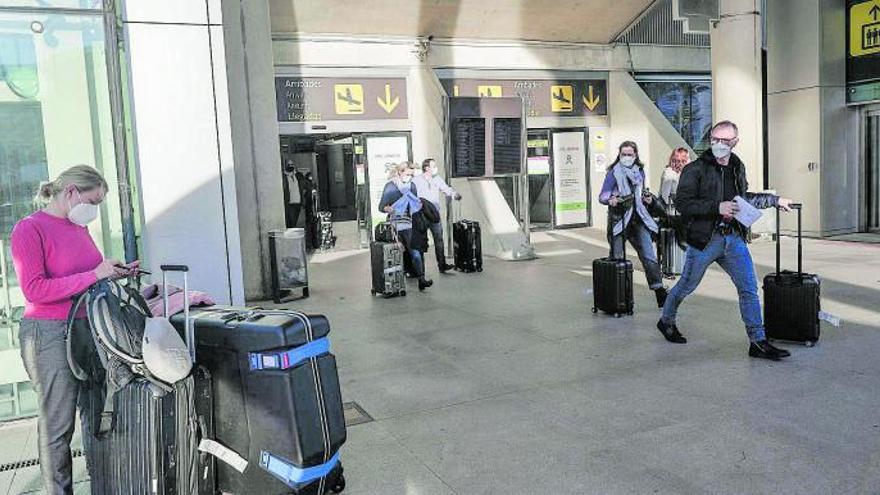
[387,161,411,180]
[35,165,108,205]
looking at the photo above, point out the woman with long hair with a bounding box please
[378,162,433,291]
[11,165,138,493]
[598,141,667,307]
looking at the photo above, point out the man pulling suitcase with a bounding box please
[656,120,796,360]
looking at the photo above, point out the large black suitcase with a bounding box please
[171,307,347,495]
[763,204,821,346]
[370,241,406,297]
[592,243,634,317]
[87,368,215,495]
[453,220,482,272]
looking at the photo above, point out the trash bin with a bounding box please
[268,228,309,302]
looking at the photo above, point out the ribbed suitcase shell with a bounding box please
[592,257,634,317]
[171,309,346,495]
[87,367,214,495]
[453,220,482,272]
[762,205,822,345]
[370,241,405,296]
[659,227,685,277]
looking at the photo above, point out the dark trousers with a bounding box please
[286,203,302,228]
[428,221,447,267]
[398,229,425,278]
[19,319,99,495]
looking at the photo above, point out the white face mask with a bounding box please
[400,175,412,184]
[711,142,732,159]
[67,190,100,226]
[430,166,439,176]
[619,156,636,168]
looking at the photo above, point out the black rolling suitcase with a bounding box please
[453,220,482,272]
[87,266,215,495]
[170,307,347,495]
[763,204,821,346]
[592,245,634,318]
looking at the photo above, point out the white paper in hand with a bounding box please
[732,195,762,228]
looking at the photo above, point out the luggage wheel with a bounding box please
[627,310,634,316]
[330,473,346,493]
[591,307,598,314]
[614,313,623,318]
[400,290,406,296]
[805,341,815,348]
[370,289,376,296]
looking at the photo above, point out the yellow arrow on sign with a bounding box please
[582,85,601,111]
[377,84,400,113]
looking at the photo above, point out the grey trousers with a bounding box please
[19,318,99,495]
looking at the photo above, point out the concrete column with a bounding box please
[221,0,285,299]
[122,0,245,304]
[766,0,859,236]
[710,0,764,189]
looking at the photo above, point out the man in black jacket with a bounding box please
[656,121,795,360]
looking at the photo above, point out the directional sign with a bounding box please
[376,84,400,113]
[276,77,408,121]
[478,85,503,97]
[850,0,880,56]
[334,84,364,115]
[441,78,608,116]
[847,0,880,103]
[582,85,601,111]
[550,85,573,112]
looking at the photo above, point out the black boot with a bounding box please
[749,340,790,360]
[439,263,455,273]
[656,319,687,344]
[418,277,433,291]
[655,287,668,308]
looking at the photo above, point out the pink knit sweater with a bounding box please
[11,210,102,320]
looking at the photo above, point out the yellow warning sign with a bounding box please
[334,84,364,114]
[550,85,573,112]
[850,0,880,56]
[477,85,503,98]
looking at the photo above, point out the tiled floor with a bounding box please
[2,228,878,494]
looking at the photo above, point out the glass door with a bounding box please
[527,129,553,230]
[867,110,880,232]
[0,8,125,421]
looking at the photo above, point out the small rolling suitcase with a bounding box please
[453,220,482,273]
[592,244,634,318]
[763,204,821,346]
[87,265,215,495]
[170,308,347,495]
[371,240,406,297]
[659,227,685,278]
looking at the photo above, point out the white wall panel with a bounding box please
[123,0,208,25]
[126,23,237,303]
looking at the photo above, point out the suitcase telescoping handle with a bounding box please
[160,264,194,361]
[775,203,803,277]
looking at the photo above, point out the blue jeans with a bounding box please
[609,218,664,290]
[398,228,425,278]
[661,232,766,342]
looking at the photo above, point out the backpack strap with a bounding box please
[66,292,90,382]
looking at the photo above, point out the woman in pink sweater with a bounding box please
[11,165,136,494]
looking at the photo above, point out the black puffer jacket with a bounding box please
[677,149,777,250]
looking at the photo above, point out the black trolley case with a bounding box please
[171,307,347,495]
[763,204,821,346]
[592,243,634,318]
